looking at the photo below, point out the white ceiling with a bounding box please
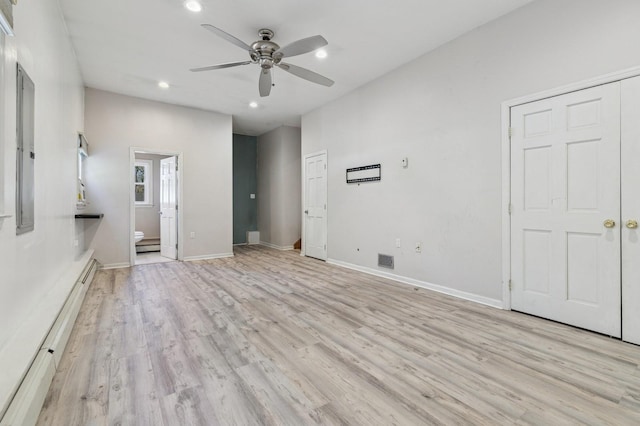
[59,0,532,136]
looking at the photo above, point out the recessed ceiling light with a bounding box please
[315,49,328,59]
[158,81,170,89]
[249,101,258,108]
[184,1,202,12]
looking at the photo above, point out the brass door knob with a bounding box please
[626,220,638,229]
[603,219,616,228]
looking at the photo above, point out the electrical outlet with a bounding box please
[190,232,196,239]
[415,242,422,253]
[396,238,401,248]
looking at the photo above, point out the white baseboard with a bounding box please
[259,241,294,251]
[327,258,503,309]
[183,253,234,261]
[100,262,131,270]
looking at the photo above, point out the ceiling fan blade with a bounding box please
[201,24,254,52]
[276,35,328,58]
[277,62,334,87]
[259,68,272,97]
[190,61,251,72]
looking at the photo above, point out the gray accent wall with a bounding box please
[257,126,301,249]
[233,134,257,244]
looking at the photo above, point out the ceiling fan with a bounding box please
[190,24,335,97]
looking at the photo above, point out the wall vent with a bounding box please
[378,253,394,269]
[247,231,260,245]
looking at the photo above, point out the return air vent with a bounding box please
[378,253,394,269]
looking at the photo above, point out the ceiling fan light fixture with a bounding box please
[191,24,335,96]
[315,49,327,59]
[184,1,202,13]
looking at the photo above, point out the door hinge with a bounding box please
[508,127,514,140]
[508,279,512,291]
[324,164,327,170]
[175,243,178,250]
[324,244,326,251]
[175,204,178,211]
[176,163,179,172]
[324,204,327,210]
[508,204,512,215]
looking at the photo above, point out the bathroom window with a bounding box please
[134,159,153,206]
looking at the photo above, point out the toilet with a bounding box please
[134,231,144,243]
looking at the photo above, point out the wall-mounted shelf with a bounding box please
[74,214,103,219]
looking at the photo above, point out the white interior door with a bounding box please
[621,76,640,345]
[160,156,177,260]
[510,82,621,337]
[304,151,327,260]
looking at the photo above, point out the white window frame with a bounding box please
[77,133,88,207]
[134,159,153,206]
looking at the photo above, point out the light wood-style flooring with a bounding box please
[37,245,640,425]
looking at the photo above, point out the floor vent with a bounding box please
[378,253,394,269]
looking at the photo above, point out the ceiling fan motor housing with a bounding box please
[252,29,282,69]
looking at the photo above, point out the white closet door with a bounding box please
[621,76,640,345]
[304,152,327,260]
[511,82,621,337]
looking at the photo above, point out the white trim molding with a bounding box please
[501,64,640,311]
[100,262,131,270]
[183,253,234,262]
[0,8,13,36]
[328,258,503,309]
[129,148,184,267]
[260,241,294,251]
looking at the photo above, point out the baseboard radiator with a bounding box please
[0,258,99,426]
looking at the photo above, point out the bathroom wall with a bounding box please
[135,153,168,240]
[85,88,233,266]
[257,126,301,249]
[233,134,257,244]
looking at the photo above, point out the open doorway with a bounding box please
[130,148,182,266]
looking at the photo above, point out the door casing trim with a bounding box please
[129,147,184,267]
[501,65,640,310]
[301,149,328,259]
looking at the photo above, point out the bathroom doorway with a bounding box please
[130,148,183,266]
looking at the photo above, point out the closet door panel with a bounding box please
[621,76,640,345]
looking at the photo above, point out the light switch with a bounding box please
[401,157,408,168]
[250,194,256,199]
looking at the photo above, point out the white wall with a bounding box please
[0,0,85,414]
[302,0,640,303]
[257,126,301,249]
[134,153,166,240]
[84,89,233,266]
